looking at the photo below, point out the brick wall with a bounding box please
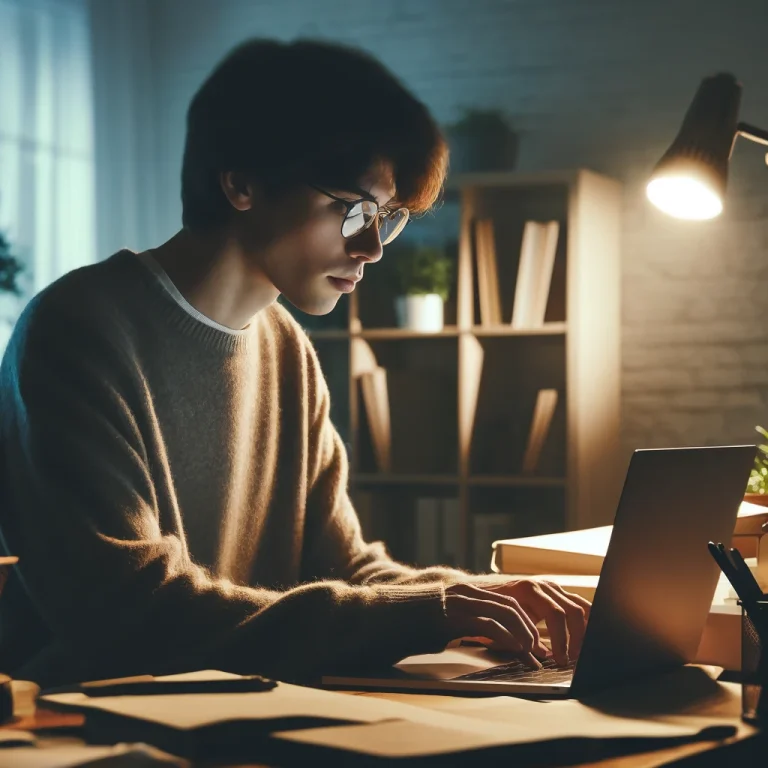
[143,0,768,458]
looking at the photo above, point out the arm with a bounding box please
[0,299,450,686]
[300,346,591,665]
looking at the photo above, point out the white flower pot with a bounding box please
[395,294,444,332]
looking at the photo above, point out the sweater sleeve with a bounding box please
[0,296,451,688]
[301,347,509,589]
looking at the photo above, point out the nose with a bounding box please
[346,222,383,264]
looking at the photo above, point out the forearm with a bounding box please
[15,524,450,686]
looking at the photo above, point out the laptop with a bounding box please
[323,445,756,697]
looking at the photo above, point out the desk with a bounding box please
[3,668,764,767]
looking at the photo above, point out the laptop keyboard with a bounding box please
[453,657,577,684]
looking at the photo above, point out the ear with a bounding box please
[219,171,258,212]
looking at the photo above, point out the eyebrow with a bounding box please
[338,184,396,208]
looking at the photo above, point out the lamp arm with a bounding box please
[736,121,768,147]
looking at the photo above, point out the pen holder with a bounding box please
[741,598,768,725]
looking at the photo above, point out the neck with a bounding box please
[148,229,280,330]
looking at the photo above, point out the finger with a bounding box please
[467,617,524,654]
[482,592,549,657]
[467,619,542,669]
[524,587,569,666]
[548,583,592,617]
[537,583,589,660]
[472,595,541,655]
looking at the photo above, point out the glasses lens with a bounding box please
[379,208,409,245]
[342,200,378,238]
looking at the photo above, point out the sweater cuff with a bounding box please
[368,583,451,661]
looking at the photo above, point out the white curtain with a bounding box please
[0,0,96,314]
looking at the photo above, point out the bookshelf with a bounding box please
[295,169,622,571]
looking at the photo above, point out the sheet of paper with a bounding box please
[274,703,711,759]
[0,743,181,768]
[41,677,477,733]
[42,682,391,731]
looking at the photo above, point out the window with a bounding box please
[0,0,95,321]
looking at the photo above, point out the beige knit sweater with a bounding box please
[0,250,491,688]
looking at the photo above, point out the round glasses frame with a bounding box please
[310,184,410,245]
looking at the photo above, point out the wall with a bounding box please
[112,0,768,458]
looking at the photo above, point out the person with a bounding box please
[0,38,589,689]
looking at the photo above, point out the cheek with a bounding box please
[283,219,341,268]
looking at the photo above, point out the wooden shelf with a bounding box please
[307,329,349,340]
[329,169,622,567]
[472,323,567,337]
[310,325,566,340]
[353,473,460,486]
[445,169,581,191]
[468,475,567,488]
[352,473,566,488]
[360,327,460,340]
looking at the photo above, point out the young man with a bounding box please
[0,39,588,688]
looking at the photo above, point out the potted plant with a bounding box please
[746,426,768,507]
[394,244,453,332]
[0,232,23,355]
[445,108,518,174]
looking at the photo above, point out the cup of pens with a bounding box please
[708,541,768,725]
[741,597,768,725]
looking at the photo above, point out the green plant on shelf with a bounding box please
[747,425,768,494]
[447,108,512,138]
[394,244,453,301]
[0,231,22,296]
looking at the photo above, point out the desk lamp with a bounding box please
[647,72,768,220]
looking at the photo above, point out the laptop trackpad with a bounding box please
[394,647,518,680]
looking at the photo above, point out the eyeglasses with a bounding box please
[310,184,410,245]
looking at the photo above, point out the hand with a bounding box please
[444,579,590,668]
[481,579,590,666]
[445,582,550,668]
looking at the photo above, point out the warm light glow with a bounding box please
[646,175,723,220]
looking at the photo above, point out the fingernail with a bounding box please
[526,653,543,669]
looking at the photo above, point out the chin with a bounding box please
[282,291,340,316]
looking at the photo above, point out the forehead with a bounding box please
[343,161,396,204]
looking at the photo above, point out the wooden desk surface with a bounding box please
[4,668,764,767]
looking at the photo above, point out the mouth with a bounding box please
[327,275,362,294]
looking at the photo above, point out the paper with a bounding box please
[275,699,713,758]
[0,743,182,768]
[42,683,386,731]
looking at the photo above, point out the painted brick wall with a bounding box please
[143,0,768,459]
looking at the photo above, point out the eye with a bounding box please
[330,199,350,215]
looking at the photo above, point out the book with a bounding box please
[474,218,501,325]
[416,498,462,568]
[529,221,559,326]
[440,497,462,568]
[510,221,559,329]
[492,525,612,576]
[492,501,767,577]
[473,513,515,572]
[359,367,391,473]
[415,497,440,566]
[521,389,558,474]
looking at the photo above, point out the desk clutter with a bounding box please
[491,499,768,674]
[0,668,745,765]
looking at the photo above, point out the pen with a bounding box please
[44,674,277,698]
[708,542,768,638]
[728,547,764,603]
[707,542,757,608]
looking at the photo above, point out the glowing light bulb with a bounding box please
[646,175,723,220]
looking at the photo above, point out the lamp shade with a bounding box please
[647,73,741,219]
